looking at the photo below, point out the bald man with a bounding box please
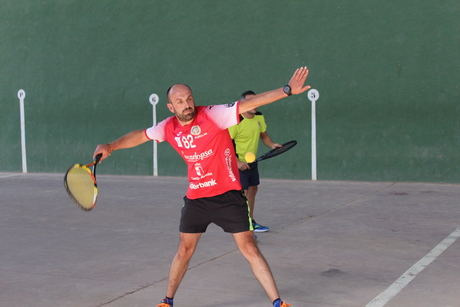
[93,67,310,307]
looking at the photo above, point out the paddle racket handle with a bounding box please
[94,153,103,164]
[92,153,103,180]
[86,153,103,168]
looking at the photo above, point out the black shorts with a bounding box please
[239,163,260,190]
[180,190,253,233]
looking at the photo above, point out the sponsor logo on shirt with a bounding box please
[224,148,237,182]
[193,132,208,139]
[189,179,217,190]
[183,149,214,162]
[192,163,213,180]
[194,163,205,177]
[226,102,235,108]
[190,125,201,136]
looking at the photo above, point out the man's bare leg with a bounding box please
[233,230,279,302]
[165,232,202,298]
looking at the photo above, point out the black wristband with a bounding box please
[282,85,292,96]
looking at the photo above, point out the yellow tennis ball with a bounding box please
[245,152,256,163]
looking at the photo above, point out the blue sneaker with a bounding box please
[253,220,270,232]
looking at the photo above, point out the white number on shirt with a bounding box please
[175,135,196,149]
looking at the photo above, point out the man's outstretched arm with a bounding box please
[93,129,150,161]
[238,66,310,114]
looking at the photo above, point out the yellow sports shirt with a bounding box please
[228,113,267,162]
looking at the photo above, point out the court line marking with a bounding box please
[366,227,460,307]
[0,174,21,179]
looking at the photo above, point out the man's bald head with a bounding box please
[166,84,193,103]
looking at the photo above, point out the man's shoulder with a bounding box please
[198,104,224,115]
[201,102,237,111]
[157,115,178,132]
[162,115,176,124]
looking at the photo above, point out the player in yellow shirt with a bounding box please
[228,90,281,232]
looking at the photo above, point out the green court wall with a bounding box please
[1,1,459,182]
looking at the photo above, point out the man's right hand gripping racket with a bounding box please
[64,153,102,211]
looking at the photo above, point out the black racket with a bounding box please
[64,153,102,211]
[252,140,297,163]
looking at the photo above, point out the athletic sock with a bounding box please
[273,298,282,307]
[162,297,174,305]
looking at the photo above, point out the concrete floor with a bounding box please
[0,173,459,307]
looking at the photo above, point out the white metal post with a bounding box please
[149,93,159,176]
[17,89,27,173]
[307,89,319,181]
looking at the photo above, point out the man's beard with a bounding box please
[176,107,196,122]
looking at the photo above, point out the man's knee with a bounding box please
[176,243,195,260]
[176,235,199,260]
[239,238,262,260]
